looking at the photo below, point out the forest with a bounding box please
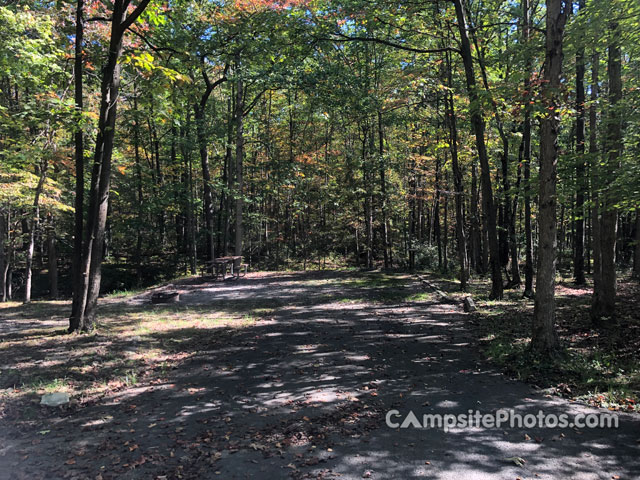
[0,0,640,477]
[2,0,639,344]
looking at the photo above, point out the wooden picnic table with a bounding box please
[204,256,246,280]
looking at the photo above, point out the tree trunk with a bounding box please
[471,30,511,272]
[558,204,565,271]
[481,205,490,275]
[186,126,197,274]
[47,214,58,299]
[443,173,449,272]
[6,254,13,301]
[522,0,535,298]
[148,111,165,248]
[222,96,233,256]
[0,212,6,302]
[25,161,48,303]
[194,104,216,263]
[453,0,502,299]
[193,64,227,264]
[446,50,468,289]
[133,88,144,286]
[586,195,591,275]
[70,0,85,323]
[592,22,622,323]
[470,158,482,273]
[1,212,10,302]
[378,111,390,269]
[69,0,151,332]
[532,0,569,353]
[434,148,442,270]
[355,226,361,267]
[573,0,586,285]
[362,126,374,269]
[235,76,244,257]
[633,211,640,279]
[590,52,602,308]
[408,156,416,269]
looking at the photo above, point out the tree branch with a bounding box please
[120,0,152,33]
[243,89,267,117]
[200,62,229,109]
[327,33,460,55]
[126,26,183,55]
[86,16,112,22]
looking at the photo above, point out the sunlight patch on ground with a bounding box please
[0,293,264,417]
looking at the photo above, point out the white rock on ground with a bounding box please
[463,296,477,312]
[40,392,70,407]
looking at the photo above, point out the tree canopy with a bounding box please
[0,0,639,345]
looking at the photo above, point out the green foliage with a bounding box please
[1,0,639,301]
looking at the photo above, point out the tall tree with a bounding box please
[193,60,227,263]
[531,0,570,353]
[592,17,623,323]
[70,0,85,321]
[0,214,5,302]
[633,211,640,279]
[573,0,586,285]
[235,74,244,256]
[522,0,535,297]
[452,0,502,299]
[589,51,601,310]
[444,49,468,290]
[24,160,48,303]
[69,0,151,332]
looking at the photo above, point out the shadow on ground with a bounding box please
[0,271,638,479]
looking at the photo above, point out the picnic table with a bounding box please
[203,256,247,280]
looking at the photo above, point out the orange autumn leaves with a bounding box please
[233,0,308,13]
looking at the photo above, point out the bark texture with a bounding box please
[592,21,622,323]
[531,0,569,353]
[69,0,151,332]
[453,0,502,299]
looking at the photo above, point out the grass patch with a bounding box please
[405,291,433,302]
[470,277,640,412]
[338,297,366,304]
[24,377,71,394]
[116,370,139,387]
[341,272,411,289]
